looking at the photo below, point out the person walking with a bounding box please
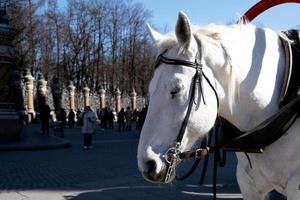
[118,108,125,132]
[108,108,114,129]
[40,102,51,135]
[137,105,148,131]
[125,106,132,131]
[67,109,75,128]
[59,108,67,129]
[76,109,82,127]
[79,106,97,149]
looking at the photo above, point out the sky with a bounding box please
[130,0,300,32]
[58,0,300,32]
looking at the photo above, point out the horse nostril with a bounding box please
[146,160,157,175]
[141,158,166,182]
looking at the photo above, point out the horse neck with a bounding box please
[207,25,286,131]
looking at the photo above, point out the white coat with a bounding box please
[80,109,97,134]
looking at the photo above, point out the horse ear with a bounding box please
[146,23,163,43]
[175,11,192,47]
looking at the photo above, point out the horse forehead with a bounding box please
[165,45,196,61]
[148,44,198,95]
[149,66,194,95]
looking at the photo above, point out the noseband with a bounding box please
[153,40,219,183]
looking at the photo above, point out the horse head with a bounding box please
[137,12,219,183]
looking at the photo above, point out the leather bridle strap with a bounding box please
[175,136,209,181]
[154,51,219,146]
[176,64,203,142]
[154,50,202,70]
[153,41,219,185]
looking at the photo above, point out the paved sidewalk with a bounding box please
[0,124,243,200]
[0,124,285,200]
[0,123,71,151]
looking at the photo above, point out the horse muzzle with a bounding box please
[138,146,181,183]
[141,159,169,183]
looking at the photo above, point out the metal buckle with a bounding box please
[195,147,209,158]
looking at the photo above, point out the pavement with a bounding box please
[0,123,71,151]
[0,123,285,200]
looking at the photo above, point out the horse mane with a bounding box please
[193,23,254,113]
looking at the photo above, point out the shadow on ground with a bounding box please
[64,186,286,200]
[64,185,244,200]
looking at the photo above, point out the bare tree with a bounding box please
[9,0,154,98]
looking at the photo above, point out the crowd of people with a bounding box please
[38,104,148,149]
[95,106,148,132]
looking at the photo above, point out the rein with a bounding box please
[154,40,223,199]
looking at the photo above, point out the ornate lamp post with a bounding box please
[37,73,47,108]
[131,88,137,111]
[115,87,121,113]
[99,87,106,109]
[67,81,76,110]
[82,83,90,107]
[23,68,35,122]
[51,77,61,112]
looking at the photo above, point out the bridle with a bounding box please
[153,39,220,184]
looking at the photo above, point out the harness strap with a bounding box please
[176,121,227,200]
[222,96,300,151]
[199,133,212,185]
[175,137,208,181]
[176,67,202,143]
[178,147,212,159]
[278,32,293,103]
[280,30,300,107]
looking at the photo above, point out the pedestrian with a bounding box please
[76,109,82,127]
[103,107,109,129]
[137,105,148,131]
[40,102,51,135]
[118,108,125,132]
[98,108,105,129]
[133,108,139,129]
[108,108,114,129]
[67,109,75,128]
[59,108,67,130]
[125,106,132,131]
[79,106,97,149]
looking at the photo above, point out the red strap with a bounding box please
[240,0,300,22]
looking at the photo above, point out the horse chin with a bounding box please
[142,171,167,184]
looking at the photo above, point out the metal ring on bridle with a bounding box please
[164,146,181,164]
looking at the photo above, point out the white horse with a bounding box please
[137,11,300,200]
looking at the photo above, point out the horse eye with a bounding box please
[170,87,181,97]
[170,91,178,95]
